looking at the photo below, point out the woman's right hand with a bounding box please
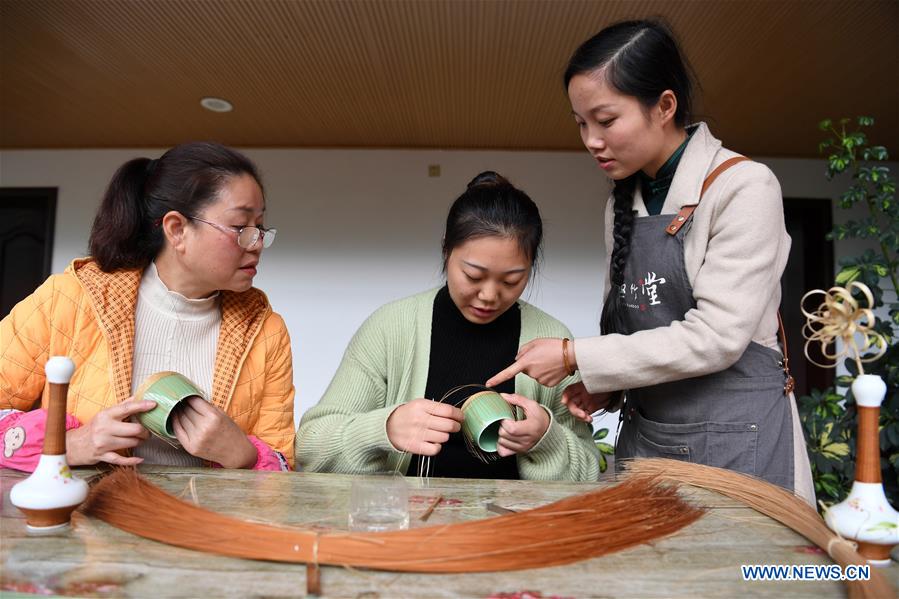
[561,382,614,423]
[386,399,464,456]
[66,398,156,466]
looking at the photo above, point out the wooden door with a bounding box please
[781,197,835,397]
[0,188,57,318]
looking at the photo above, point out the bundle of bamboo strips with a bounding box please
[81,468,703,572]
[627,458,894,599]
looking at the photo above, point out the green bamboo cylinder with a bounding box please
[460,391,515,453]
[135,372,205,441]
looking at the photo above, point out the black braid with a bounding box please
[600,175,637,334]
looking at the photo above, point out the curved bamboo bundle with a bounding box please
[627,458,895,599]
[81,468,703,572]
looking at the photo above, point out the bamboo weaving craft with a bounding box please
[134,371,206,447]
[800,282,887,371]
[81,468,704,573]
[414,384,515,477]
[628,458,895,599]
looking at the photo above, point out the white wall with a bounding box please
[1,148,888,434]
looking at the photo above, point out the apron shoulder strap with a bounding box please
[662,154,795,394]
[665,155,751,236]
[777,311,796,395]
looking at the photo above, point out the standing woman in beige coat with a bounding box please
[487,20,814,503]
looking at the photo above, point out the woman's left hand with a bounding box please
[561,382,615,423]
[486,338,571,388]
[172,397,257,468]
[495,393,550,457]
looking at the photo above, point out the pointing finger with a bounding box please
[485,361,524,388]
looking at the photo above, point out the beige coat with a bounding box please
[575,123,814,504]
[576,122,789,390]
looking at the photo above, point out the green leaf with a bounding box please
[857,116,874,126]
[819,118,833,131]
[598,453,607,473]
[829,155,848,172]
[593,428,609,441]
[839,186,866,207]
[843,132,866,151]
[817,473,841,499]
[858,166,871,181]
[596,442,614,455]
[836,375,855,387]
[819,421,834,445]
[863,145,889,161]
[835,266,861,285]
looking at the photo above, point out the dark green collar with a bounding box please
[640,128,694,215]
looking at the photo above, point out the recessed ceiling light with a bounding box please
[200,97,233,113]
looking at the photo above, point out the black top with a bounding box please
[408,285,521,479]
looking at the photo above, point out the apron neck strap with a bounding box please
[777,311,796,395]
[666,156,751,236]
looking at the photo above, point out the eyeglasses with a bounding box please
[187,216,277,249]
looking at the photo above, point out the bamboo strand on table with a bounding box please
[81,468,704,573]
[626,458,894,599]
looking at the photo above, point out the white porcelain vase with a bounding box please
[823,374,899,566]
[9,356,89,532]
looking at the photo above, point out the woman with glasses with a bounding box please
[0,141,294,472]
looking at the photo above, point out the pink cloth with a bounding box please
[0,410,287,472]
[0,409,81,472]
[212,435,289,471]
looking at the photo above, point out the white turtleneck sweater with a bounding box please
[131,262,221,466]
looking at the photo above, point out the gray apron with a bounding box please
[612,160,795,491]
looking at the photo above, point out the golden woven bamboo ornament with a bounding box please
[801,282,886,373]
[801,282,897,565]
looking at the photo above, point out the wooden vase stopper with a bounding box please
[824,375,899,566]
[9,357,89,533]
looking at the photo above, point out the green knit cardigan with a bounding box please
[295,288,600,481]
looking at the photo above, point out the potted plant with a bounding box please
[798,116,898,509]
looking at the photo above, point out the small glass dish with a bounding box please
[347,475,410,532]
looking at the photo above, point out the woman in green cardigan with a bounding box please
[296,172,600,481]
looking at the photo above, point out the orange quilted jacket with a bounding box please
[0,258,295,467]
